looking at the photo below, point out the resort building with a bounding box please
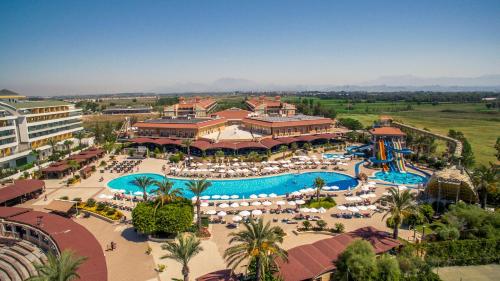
[242,115,334,137]
[164,96,217,118]
[245,96,296,116]
[134,117,226,139]
[102,106,153,115]
[0,90,83,168]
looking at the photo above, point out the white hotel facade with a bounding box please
[0,94,83,169]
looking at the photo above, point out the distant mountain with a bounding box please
[363,74,500,87]
[154,75,500,93]
[0,89,22,96]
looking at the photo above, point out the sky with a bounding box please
[1,0,500,95]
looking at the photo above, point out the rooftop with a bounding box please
[135,117,226,129]
[5,100,72,109]
[249,114,326,123]
[369,127,406,136]
[212,108,252,120]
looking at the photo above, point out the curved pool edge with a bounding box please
[106,170,362,199]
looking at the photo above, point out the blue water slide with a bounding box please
[346,143,372,156]
[369,157,393,164]
[391,147,413,154]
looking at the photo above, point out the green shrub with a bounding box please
[302,220,312,230]
[72,197,82,202]
[86,198,96,207]
[106,209,116,216]
[96,202,106,211]
[334,222,345,233]
[59,196,69,200]
[422,238,500,266]
[132,203,156,234]
[132,199,194,235]
[316,220,327,230]
[169,154,181,163]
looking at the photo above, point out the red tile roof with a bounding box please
[196,269,238,281]
[276,227,401,281]
[0,207,107,281]
[213,108,252,120]
[369,127,405,136]
[0,180,46,204]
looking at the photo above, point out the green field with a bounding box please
[295,99,499,166]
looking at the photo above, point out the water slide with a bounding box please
[379,140,389,172]
[394,140,407,172]
[346,143,372,157]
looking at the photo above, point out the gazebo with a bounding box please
[425,166,478,203]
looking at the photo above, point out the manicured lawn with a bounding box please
[304,197,337,209]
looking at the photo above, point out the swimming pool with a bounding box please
[322,153,347,159]
[373,171,427,185]
[107,172,358,199]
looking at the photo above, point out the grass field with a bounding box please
[295,99,499,166]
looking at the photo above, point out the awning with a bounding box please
[44,200,75,214]
[0,180,45,204]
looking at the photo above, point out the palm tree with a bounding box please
[132,176,155,201]
[74,131,84,148]
[30,149,41,172]
[186,179,211,231]
[153,179,182,213]
[161,234,203,281]
[28,250,86,281]
[224,218,287,281]
[382,187,418,239]
[313,177,325,202]
[63,140,74,155]
[182,139,193,162]
[215,150,225,163]
[473,164,498,209]
[290,143,298,154]
[278,145,288,159]
[67,160,80,177]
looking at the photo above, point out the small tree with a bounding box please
[182,139,193,163]
[334,240,377,281]
[186,179,211,231]
[132,176,155,201]
[63,140,74,155]
[290,142,298,154]
[376,254,401,281]
[67,160,80,177]
[316,220,327,230]
[334,222,345,233]
[382,187,418,239]
[302,220,311,230]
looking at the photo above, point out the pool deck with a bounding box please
[18,150,431,281]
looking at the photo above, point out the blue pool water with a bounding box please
[322,153,346,159]
[373,171,427,185]
[108,172,358,199]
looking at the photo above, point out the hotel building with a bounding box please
[0,90,83,168]
[245,96,296,116]
[242,115,334,137]
[163,96,217,118]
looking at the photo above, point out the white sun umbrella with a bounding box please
[232,158,238,161]
[208,168,215,172]
[206,209,217,215]
[299,189,308,193]
[221,195,230,200]
[287,201,297,206]
[368,181,377,185]
[200,202,209,207]
[262,201,272,206]
[217,211,227,217]
[218,203,229,208]
[361,186,370,192]
[358,205,368,211]
[251,209,263,216]
[249,194,258,199]
[269,193,277,198]
[291,191,301,196]
[235,168,243,173]
[360,194,369,199]
[276,200,286,206]
[230,202,240,208]
[322,186,332,191]
[295,199,306,205]
[240,162,247,166]
[206,163,212,166]
[318,207,326,213]
[309,208,319,213]
[299,208,310,213]
[337,205,347,211]
[232,215,242,222]
[348,207,360,213]
[233,163,240,167]
[251,201,262,206]
[218,169,226,173]
[134,191,144,196]
[227,169,235,174]
[398,185,408,191]
[230,195,239,199]
[212,195,221,199]
[305,188,315,193]
[201,195,211,200]
[282,164,289,168]
[258,193,268,198]
[367,193,377,198]
[367,205,377,210]
[239,210,251,217]
[251,167,259,171]
[239,201,249,207]
[98,194,108,199]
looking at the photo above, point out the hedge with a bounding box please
[132,199,194,235]
[421,238,500,266]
